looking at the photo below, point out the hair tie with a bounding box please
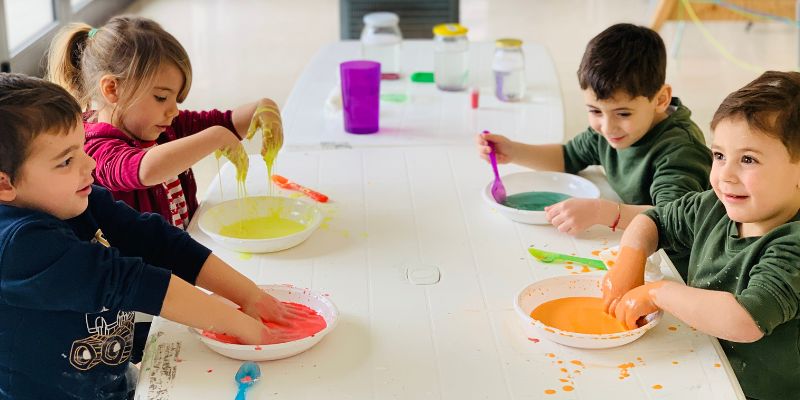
[88,28,98,38]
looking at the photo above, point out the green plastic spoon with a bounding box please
[528,247,607,270]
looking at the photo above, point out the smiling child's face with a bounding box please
[710,117,800,236]
[7,122,97,220]
[582,88,668,150]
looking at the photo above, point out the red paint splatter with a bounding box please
[207,369,213,373]
[254,345,263,350]
[528,338,540,343]
[240,376,253,383]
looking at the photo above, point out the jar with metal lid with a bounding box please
[361,12,402,75]
[492,38,526,101]
[433,23,469,91]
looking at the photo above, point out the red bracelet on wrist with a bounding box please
[610,203,621,232]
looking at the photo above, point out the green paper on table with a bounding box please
[410,72,434,83]
[528,247,607,270]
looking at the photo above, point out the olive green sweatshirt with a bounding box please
[644,190,800,400]
[563,97,711,206]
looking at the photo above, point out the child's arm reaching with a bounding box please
[138,125,241,186]
[194,254,305,324]
[614,280,763,342]
[544,200,652,235]
[476,133,565,171]
[160,274,283,344]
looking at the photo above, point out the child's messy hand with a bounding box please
[476,133,514,164]
[613,281,666,330]
[246,100,283,165]
[601,246,646,317]
[214,142,249,182]
[241,290,316,328]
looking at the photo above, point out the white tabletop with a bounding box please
[135,148,744,400]
[279,40,565,150]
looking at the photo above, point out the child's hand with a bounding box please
[214,141,249,182]
[613,281,666,330]
[241,290,311,327]
[601,246,646,317]
[545,198,620,235]
[246,100,283,164]
[476,133,514,164]
[544,198,601,235]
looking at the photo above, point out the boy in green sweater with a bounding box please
[477,23,711,235]
[603,71,800,400]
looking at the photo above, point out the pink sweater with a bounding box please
[84,109,237,222]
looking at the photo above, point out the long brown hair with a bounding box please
[46,16,192,125]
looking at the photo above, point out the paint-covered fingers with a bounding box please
[601,274,620,316]
[613,283,662,330]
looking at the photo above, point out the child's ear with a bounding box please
[655,84,672,111]
[99,75,120,104]
[0,173,17,202]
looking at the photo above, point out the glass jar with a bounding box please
[360,12,402,75]
[433,23,469,92]
[492,38,526,102]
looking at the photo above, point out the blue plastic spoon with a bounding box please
[234,361,261,400]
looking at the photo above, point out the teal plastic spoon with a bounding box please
[234,361,261,400]
[528,247,607,270]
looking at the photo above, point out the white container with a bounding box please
[514,275,662,349]
[482,171,600,224]
[361,12,402,74]
[433,23,469,91]
[198,196,323,253]
[492,38,526,101]
[190,284,339,361]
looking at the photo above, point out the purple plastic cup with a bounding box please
[340,60,380,134]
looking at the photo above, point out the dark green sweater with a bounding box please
[644,190,800,400]
[563,98,711,206]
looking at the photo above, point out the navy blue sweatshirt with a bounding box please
[0,186,210,399]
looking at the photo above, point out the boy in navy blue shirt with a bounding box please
[0,73,298,399]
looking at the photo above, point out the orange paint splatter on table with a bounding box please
[570,360,584,367]
[591,250,600,256]
[563,385,574,391]
[714,363,721,368]
[652,384,663,390]
[544,389,557,395]
[605,260,615,267]
[546,353,556,358]
[672,361,679,365]
[668,326,677,331]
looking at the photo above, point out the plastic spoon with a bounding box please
[528,247,607,270]
[271,175,329,203]
[234,361,261,400]
[483,130,507,203]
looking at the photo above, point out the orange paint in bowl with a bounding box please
[530,297,628,334]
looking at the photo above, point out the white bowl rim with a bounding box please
[190,284,339,350]
[198,196,324,244]
[483,171,600,215]
[513,274,662,340]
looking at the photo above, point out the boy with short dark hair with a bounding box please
[477,23,711,245]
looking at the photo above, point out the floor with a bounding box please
[123,0,798,196]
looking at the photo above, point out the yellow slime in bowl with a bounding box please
[220,215,306,239]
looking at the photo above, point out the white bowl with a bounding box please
[191,284,338,361]
[483,171,600,224]
[198,196,323,253]
[514,275,661,349]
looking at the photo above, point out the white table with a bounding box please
[277,40,564,150]
[135,148,744,399]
